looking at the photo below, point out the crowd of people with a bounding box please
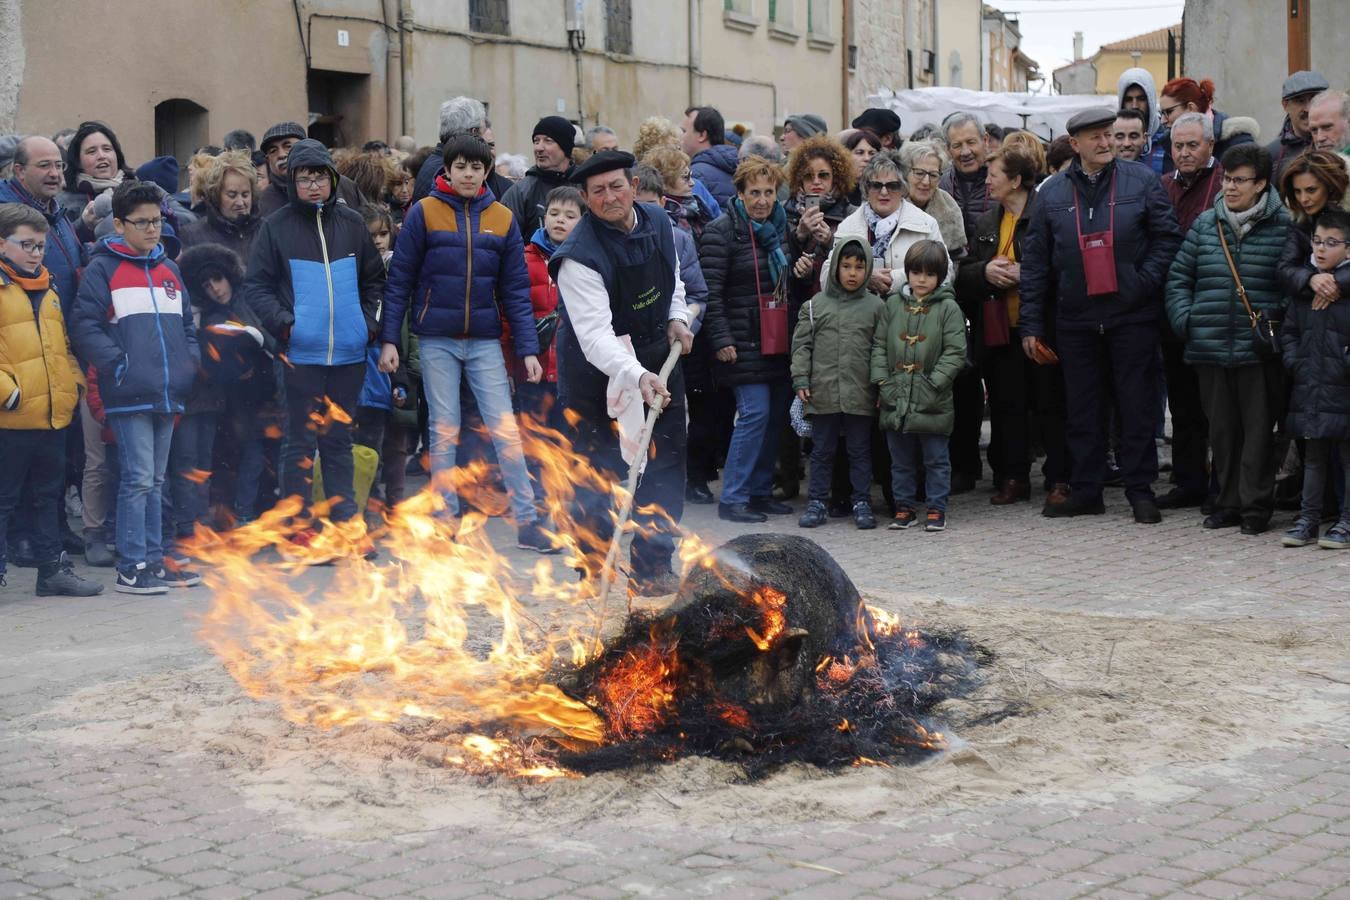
[1,64,1349,598]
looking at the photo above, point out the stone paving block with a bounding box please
[237,871,298,891]
[109,880,191,899]
[356,878,422,898]
[496,877,586,899]
[248,888,312,900]
[0,883,35,899]
[979,864,1049,889]
[135,836,216,864]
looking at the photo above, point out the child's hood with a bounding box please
[90,234,167,266]
[825,235,873,300]
[897,280,956,307]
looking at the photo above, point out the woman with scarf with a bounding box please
[1165,143,1292,535]
[58,121,136,241]
[641,145,716,241]
[178,151,263,260]
[898,140,967,260]
[784,135,857,316]
[699,155,794,524]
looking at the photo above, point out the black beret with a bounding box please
[851,108,902,135]
[570,150,637,186]
[1066,107,1119,136]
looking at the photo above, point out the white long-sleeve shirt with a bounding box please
[556,249,687,391]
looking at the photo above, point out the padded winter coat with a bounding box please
[500,166,575,241]
[244,140,385,367]
[1020,157,1183,337]
[871,282,967,436]
[71,238,199,416]
[0,178,85,322]
[0,268,83,430]
[955,192,1038,361]
[699,205,791,388]
[790,236,884,417]
[502,241,560,383]
[1165,186,1291,367]
[178,201,262,263]
[380,179,537,358]
[1281,260,1350,440]
[690,145,740,211]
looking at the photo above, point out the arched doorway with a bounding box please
[154,99,209,188]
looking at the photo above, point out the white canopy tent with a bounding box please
[865,86,1114,141]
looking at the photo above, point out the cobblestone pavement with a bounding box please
[2,472,1348,899]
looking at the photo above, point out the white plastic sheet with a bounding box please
[865,86,1114,141]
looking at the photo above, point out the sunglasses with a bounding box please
[867,180,904,194]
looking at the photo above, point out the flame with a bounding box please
[587,622,678,740]
[743,586,788,651]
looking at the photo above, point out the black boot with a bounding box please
[36,553,104,597]
[10,538,36,568]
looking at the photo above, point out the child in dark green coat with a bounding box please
[871,240,967,532]
[793,237,885,529]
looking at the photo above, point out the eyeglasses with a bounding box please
[1221,174,1258,186]
[1159,103,1183,119]
[4,237,46,254]
[20,160,66,173]
[910,169,940,182]
[121,217,163,231]
[1311,236,1348,249]
[679,172,693,182]
[295,176,328,188]
[867,180,904,194]
[807,171,832,182]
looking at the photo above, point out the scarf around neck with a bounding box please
[76,170,125,194]
[0,257,50,292]
[862,202,903,260]
[733,197,788,285]
[1219,195,1268,241]
[529,226,560,256]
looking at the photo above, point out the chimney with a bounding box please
[1072,31,1083,61]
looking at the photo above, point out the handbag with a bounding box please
[982,297,1011,348]
[1216,218,1282,357]
[1073,176,1119,297]
[534,309,560,354]
[749,227,789,356]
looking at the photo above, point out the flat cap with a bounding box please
[852,108,902,135]
[1066,107,1118,135]
[260,121,307,151]
[570,150,637,186]
[1282,70,1329,100]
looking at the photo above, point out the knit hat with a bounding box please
[532,116,577,157]
[784,114,828,139]
[135,156,180,195]
[260,121,307,153]
[0,135,18,172]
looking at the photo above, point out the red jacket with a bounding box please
[502,242,558,383]
[1164,161,1224,235]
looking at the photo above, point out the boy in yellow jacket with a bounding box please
[0,203,102,595]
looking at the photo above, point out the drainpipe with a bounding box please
[399,0,412,140]
[688,0,701,106]
[841,0,850,123]
[382,0,403,140]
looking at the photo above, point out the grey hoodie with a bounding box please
[1117,67,1162,145]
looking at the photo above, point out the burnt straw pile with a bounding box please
[554,534,986,778]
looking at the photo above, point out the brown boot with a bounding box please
[1042,482,1071,512]
[990,479,1030,505]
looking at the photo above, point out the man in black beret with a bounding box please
[548,151,694,596]
[1019,107,1183,524]
[502,115,578,240]
[851,108,902,148]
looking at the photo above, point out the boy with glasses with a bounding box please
[71,181,200,593]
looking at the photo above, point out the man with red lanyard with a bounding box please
[1019,108,1184,524]
[1157,112,1225,512]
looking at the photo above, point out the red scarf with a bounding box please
[0,257,50,292]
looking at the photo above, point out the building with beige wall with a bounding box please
[1,0,851,178]
[980,5,1038,94]
[1080,24,1180,98]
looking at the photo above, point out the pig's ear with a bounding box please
[766,627,809,673]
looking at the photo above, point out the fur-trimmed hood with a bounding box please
[922,187,968,256]
[1217,113,1260,144]
[178,243,245,304]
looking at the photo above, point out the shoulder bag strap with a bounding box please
[1216,218,1258,327]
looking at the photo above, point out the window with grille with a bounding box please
[469,0,509,35]
[606,0,632,54]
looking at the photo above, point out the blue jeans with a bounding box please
[163,412,216,549]
[886,431,951,512]
[110,413,175,571]
[420,336,537,523]
[721,380,791,505]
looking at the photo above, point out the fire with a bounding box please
[586,623,678,740]
[743,585,788,651]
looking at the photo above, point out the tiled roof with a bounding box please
[1098,24,1182,54]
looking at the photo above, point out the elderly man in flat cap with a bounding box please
[549,150,695,596]
[1018,108,1183,524]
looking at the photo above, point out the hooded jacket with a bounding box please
[790,236,884,417]
[690,145,740,211]
[0,178,85,323]
[178,243,276,408]
[0,262,83,430]
[413,148,515,207]
[71,237,199,416]
[178,199,262,262]
[1164,185,1291,367]
[870,281,967,436]
[831,200,949,284]
[1212,111,1259,161]
[1020,157,1184,336]
[1117,67,1167,174]
[1281,257,1350,440]
[381,175,536,357]
[244,140,385,367]
[257,166,366,218]
[500,165,576,241]
[1267,116,1314,182]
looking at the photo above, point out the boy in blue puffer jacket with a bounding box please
[71,181,201,594]
[244,140,385,551]
[378,133,556,553]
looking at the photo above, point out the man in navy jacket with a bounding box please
[1020,108,1183,524]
